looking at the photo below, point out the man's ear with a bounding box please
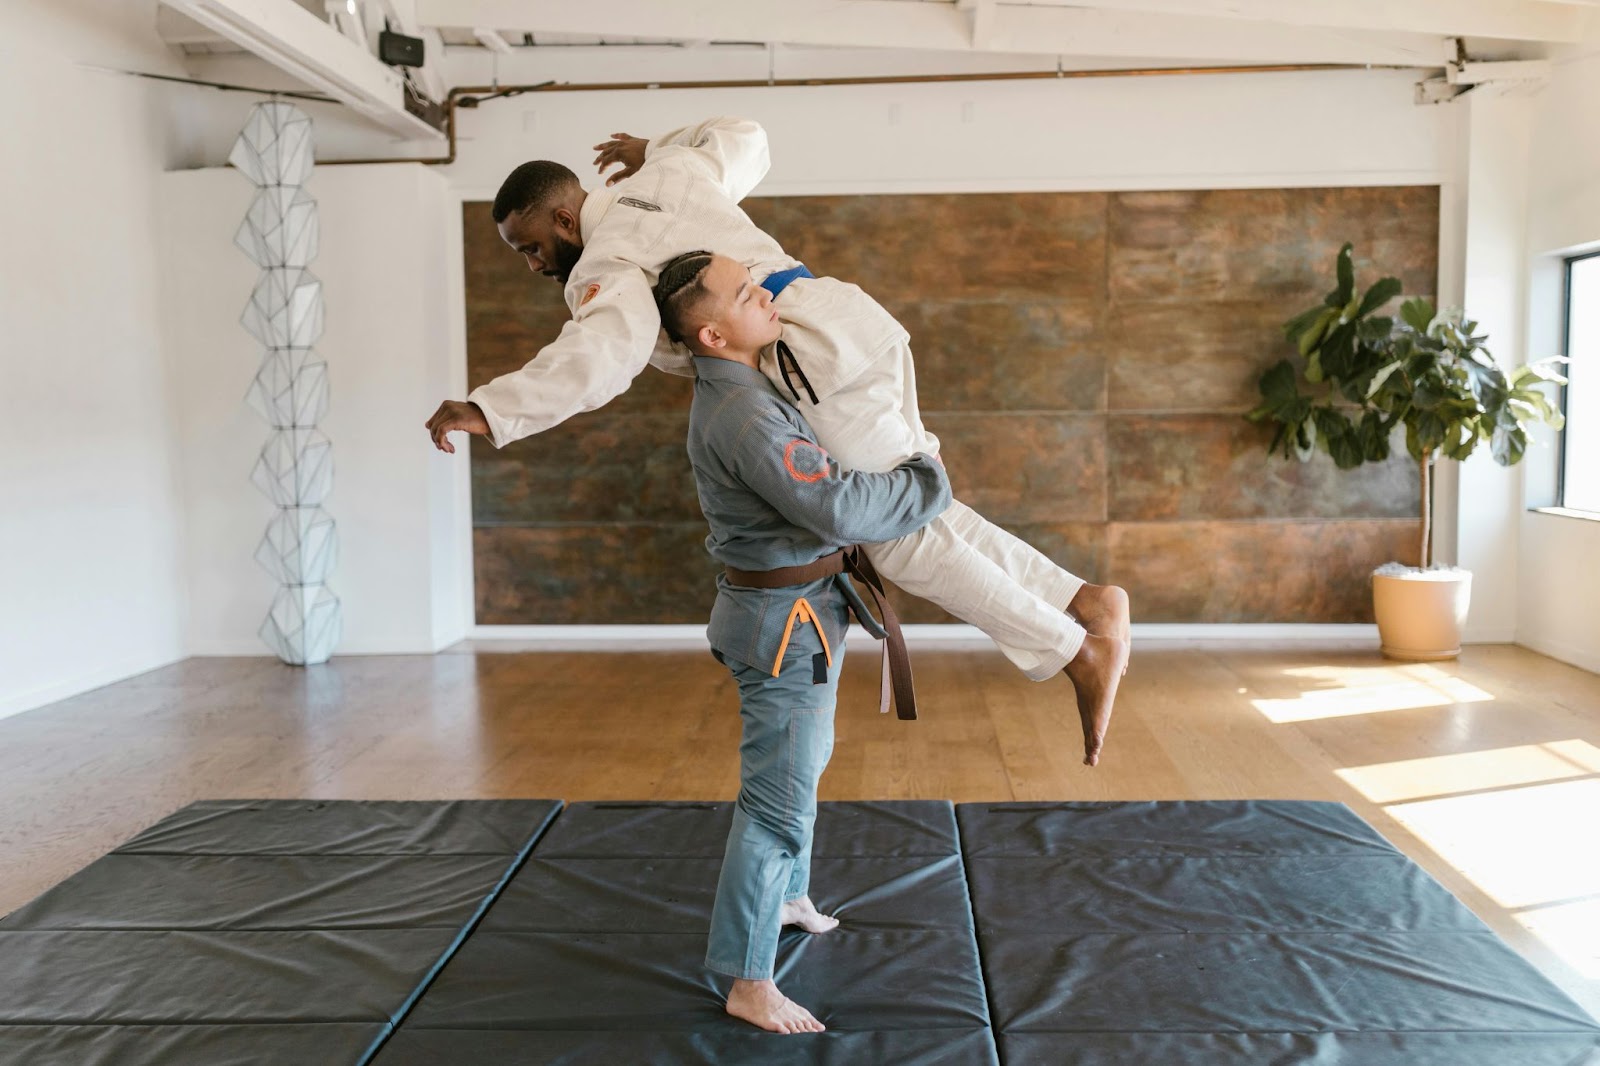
[553,205,580,238]
[697,324,725,351]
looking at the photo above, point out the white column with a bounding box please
[1453,85,1535,643]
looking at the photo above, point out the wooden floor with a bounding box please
[3,641,1598,1016]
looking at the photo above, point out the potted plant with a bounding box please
[1247,243,1566,660]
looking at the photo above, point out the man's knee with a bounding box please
[734,790,809,854]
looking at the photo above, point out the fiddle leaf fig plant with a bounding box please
[1247,243,1567,568]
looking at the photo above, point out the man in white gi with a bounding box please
[426,117,1129,764]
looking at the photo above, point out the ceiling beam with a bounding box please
[162,0,442,139]
[958,0,999,50]
[472,27,514,53]
[1015,0,1591,46]
[414,0,1456,66]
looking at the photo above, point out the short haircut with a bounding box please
[492,160,580,223]
[653,250,717,346]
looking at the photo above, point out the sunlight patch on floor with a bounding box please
[1336,740,1600,804]
[1386,777,1600,910]
[1516,896,1600,980]
[1252,663,1494,723]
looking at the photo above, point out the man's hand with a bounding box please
[426,400,490,454]
[593,133,648,186]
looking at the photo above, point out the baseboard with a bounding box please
[467,623,1383,649]
[187,637,463,657]
[0,651,187,722]
[1514,631,1600,675]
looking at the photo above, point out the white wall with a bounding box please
[435,57,1449,198]
[1453,87,1535,643]
[1517,28,1600,674]
[160,162,466,655]
[0,2,192,717]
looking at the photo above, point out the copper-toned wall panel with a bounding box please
[471,413,699,525]
[931,414,1106,525]
[475,525,714,625]
[1107,520,1423,623]
[1108,187,1440,304]
[466,186,1436,626]
[893,299,1106,412]
[740,193,1109,305]
[1106,299,1294,412]
[1108,415,1419,522]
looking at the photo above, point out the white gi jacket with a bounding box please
[467,117,911,450]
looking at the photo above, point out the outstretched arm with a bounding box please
[446,262,661,450]
[593,117,770,203]
[727,408,951,545]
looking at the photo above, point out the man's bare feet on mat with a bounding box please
[726,979,826,1033]
[1064,632,1130,767]
[781,896,840,934]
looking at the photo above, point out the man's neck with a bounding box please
[699,348,761,370]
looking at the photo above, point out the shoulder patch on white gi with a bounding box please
[580,283,601,306]
[783,440,829,483]
[617,196,663,212]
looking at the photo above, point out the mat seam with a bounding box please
[352,802,564,1066]
[953,805,1006,1066]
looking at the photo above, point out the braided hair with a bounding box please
[653,250,717,347]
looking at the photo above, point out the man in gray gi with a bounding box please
[425,117,1129,767]
[660,248,951,1034]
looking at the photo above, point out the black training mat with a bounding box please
[957,800,1600,1065]
[7,798,1597,1064]
[0,799,561,1066]
[370,800,1000,1065]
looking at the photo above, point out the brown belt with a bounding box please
[724,548,917,720]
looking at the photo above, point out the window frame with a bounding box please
[1559,249,1600,511]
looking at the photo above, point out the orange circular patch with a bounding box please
[580,283,601,306]
[783,440,829,483]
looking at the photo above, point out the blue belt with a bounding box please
[761,264,813,300]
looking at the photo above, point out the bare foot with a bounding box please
[1063,632,1130,767]
[1068,582,1130,644]
[1068,583,1131,676]
[725,978,826,1034]
[781,896,840,934]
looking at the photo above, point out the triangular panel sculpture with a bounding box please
[233,102,340,666]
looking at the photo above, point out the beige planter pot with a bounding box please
[1372,569,1473,661]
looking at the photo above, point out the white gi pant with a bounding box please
[780,338,1089,681]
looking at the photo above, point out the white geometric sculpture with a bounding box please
[231,102,341,665]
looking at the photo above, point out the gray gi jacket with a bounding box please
[688,355,951,676]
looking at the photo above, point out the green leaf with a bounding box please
[1490,424,1526,466]
[1292,419,1316,462]
[1297,307,1338,357]
[1413,410,1448,454]
[1335,243,1354,305]
[1400,297,1435,333]
[1356,276,1403,318]
[1365,362,1402,399]
[1258,360,1298,403]
[1357,316,1394,344]
[1284,304,1331,343]
[1305,352,1324,383]
[1508,357,1570,387]
[1404,420,1423,462]
[1358,411,1392,462]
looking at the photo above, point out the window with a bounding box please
[1561,252,1600,513]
